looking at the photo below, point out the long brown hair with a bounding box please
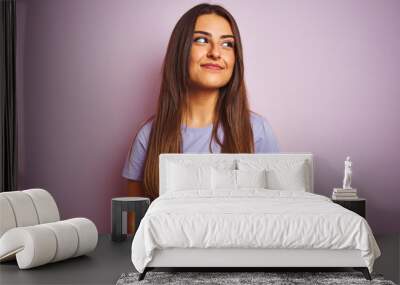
[142,3,254,199]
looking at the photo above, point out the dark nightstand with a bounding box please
[111,197,150,242]
[332,198,366,218]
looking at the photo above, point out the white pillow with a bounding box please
[237,159,308,191]
[236,169,268,188]
[166,162,212,191]
[211,168,268,190]
[212,168,236,190]
[266,165,306,191]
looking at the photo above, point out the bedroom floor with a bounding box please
[0,234,398,285]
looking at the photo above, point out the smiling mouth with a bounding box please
[201,64,223,71]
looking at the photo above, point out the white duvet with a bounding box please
[131,189,380,273]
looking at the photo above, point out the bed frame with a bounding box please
[141,248,371,280]
[138,153,372,280]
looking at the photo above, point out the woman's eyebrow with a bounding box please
[193,30,235,39]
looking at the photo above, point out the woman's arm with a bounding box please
[127,179,145,197]
[126,180,145,233]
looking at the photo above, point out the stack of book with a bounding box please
[332,188,358,200]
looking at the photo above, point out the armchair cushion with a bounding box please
[0,189,97,269]
[0,218,97,269]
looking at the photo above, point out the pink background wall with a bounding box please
[16,0,400,234]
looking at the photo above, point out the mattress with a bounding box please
[131,189,381,273]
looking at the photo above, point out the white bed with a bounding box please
[131,153,380,280]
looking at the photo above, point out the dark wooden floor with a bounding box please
[0,234,398,285]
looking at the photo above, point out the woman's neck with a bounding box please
[183,88,219,128]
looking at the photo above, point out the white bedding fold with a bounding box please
[131,189,380,273]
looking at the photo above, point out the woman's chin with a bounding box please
[193,79,229,90]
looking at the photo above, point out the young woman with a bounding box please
[122,3,279,202]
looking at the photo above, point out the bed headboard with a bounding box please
[159,153,314,195]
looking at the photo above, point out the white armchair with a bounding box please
[0,188,98,269]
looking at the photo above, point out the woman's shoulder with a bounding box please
[135,117,154,144]
[249,111,272,132]
[249,111,279,152]
[122,117,154,181]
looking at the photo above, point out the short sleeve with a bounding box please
[121,121,152,181]
[252,113,280,153]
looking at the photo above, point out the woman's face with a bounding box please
[188,14,236,90]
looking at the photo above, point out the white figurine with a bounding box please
[342,156,352,189]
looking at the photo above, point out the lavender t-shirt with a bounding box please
[122,112,279,181]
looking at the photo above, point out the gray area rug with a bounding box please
[116,271,396,285]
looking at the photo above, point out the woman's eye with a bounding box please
[194,37,208,44]
[193,37,234,48]
[222,41,234,48]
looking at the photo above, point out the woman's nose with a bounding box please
[207,42,221,59]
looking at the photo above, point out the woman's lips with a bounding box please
[201,64,223,70]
